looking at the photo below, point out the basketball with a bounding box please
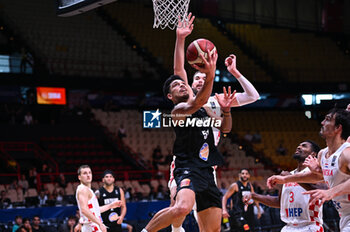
[186,38,217,66]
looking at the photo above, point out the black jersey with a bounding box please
[97,186,122,232]
[231,181,254,216]
[173,107,224,168]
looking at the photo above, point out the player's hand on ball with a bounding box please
[176,13,195,38]
[191,50,218,77]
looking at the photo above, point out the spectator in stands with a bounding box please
[57,173,67,189]
[163,149,173,165]
[149,186,157,201]
[252,131,262,143]
[219,183,227,196]
[118,124,127,139]
[56,189,64,205]
[28,167,37,188]
[39,164,52,183]
[9,179,19,190]
[23,112,33,125]
[12,215,23,232]
[152,146,163,170]
[0,190,11,209]
[17,226,29,232]
[122,223,133,232]
[31,216,45,232]
[20,48,28,73]
[123,187,132,202]
[59,215,77,232]
[229,132,240,144]
[18,174,29,194]
[38,190,48,207]
[156,185,168,200]
[40,164,48,173]
[105,99,119,112]
[276,142,287,156]
[23,218,32,232]
[244,130,254,142]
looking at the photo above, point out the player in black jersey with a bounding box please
[142,39,226,232]
[222,169,261,232]
[95,170,126,232]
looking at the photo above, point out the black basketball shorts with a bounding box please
[174,166,222,212]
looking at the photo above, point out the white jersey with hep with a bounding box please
[76,184,103,232]
[320,142,350,230]
[280,168,323,231]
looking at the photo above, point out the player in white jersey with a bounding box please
[168,13,260,232]
[245,141,324,231]
[76,165,122,232]
[267,108,350,231]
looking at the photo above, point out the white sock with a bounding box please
[171,225,185,232]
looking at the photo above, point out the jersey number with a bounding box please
[289,191,294,203]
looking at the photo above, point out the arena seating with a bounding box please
[0,0,157,78]
[226,23,350,82]
[40,136,131,173]
[230,110,325,170]
[103,2,271,82]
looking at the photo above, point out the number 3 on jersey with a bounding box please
[289,191,294,203]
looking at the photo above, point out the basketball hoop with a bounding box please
[152,0,190,30]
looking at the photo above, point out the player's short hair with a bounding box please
[328,108,350,140]
[102,169,115,178]
[239,168,250,174]
[163,75,183,98]
[68,215,77,221]
[193,71,205,80]
[77,165,91,175]
[305,140,320,154]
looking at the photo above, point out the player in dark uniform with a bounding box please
[95,170,126,232]
[222,169,261,232]
[141,43,232,232]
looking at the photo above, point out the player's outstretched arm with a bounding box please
[222,183,238,218]
[245,192,281,209]
[204,86,236,133]
[224,54,260,107]
[267,171,324,189]
[174,13,195,84]
[100,199,122,213]
[172,51,217,117]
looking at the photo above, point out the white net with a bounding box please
[152,0,190,30]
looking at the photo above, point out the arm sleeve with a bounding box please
[235,75,260,106]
